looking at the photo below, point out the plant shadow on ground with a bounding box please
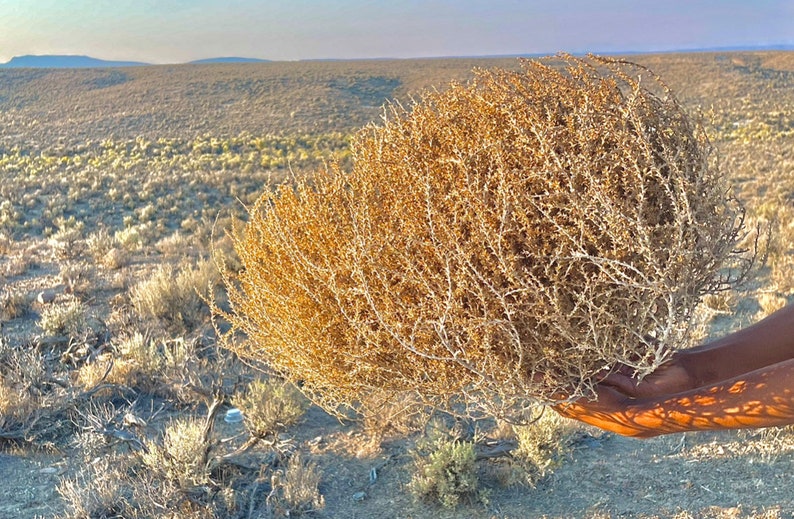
[1,51,794,518]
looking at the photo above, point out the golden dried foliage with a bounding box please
[220,55,748,421]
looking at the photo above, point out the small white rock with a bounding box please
[37,290,56,304]
[224,408,243,423]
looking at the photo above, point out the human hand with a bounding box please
[550,352,697,438]
[551,383,659,438]
[598,351,696,399]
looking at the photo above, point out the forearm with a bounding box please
[557,358,794,438]
[680,304,794,387]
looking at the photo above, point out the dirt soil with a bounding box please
[0,262,791,518]
[3,416,792,518]
[0,451,64,518]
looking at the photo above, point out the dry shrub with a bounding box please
[0,373,39,422]
[409,437,483,508]
[268,451,325,516]
[131,259,218,331]
[107,332,163,391]
[755,292,787,319]
[60,428,219,519]
[0,340,76,444]
[142,416,211,489]
[1,254,30,277]
[102,246,128,270]
[674,506,784,519]
[702,291,737,315]
[73,357,115,389]
[58,453,132,519]
[39,300,89,337]
[156,231,191,256]
[508,409,576,485]
[221,55,749,421]
[49,225,84,259]
[86,227,115,258]
[0,232,11,255]
[233,378,307,438]
[59,262,93,295]
[114,225,145,251]
[102,331,225,400]
[0,289,27,320]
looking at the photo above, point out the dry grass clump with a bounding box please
[224,55,749,419]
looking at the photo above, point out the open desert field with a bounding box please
[1,51,794,518]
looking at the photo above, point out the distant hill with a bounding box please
[0,50,792,148]
[188,57,270,64]
[0,55,149,68]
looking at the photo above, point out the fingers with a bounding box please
[597,371,642,397]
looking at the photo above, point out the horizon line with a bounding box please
[3,43,794,67]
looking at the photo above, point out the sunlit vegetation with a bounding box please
[1,52,794,518]
[222,56,752,422]
[0,132,350,237]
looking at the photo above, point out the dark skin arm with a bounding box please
[556,358,794,438]
[555,304,794,438]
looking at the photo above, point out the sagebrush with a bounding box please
[410,438,482,508]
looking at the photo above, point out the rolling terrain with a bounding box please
[1,51,794,518]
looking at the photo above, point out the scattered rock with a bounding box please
[36,290,57,305]
[224,408,243,424]
[123,413,147,428]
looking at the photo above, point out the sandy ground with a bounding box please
[2,421,792,518]
[0,240,792,518]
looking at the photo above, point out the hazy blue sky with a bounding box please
[1,0,793,64]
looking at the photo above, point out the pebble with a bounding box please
[352,491,367,502]
[123,412,147,428]
[36,290,57,304]
[224,408,243,424]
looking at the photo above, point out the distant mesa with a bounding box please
[0,55,150,68]
[188,57,270,64]
[0,55,271,69]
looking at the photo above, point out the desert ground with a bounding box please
[1,51,794,518]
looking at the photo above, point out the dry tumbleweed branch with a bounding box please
[218,55,751,422]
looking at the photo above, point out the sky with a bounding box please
[1,0,793,64]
